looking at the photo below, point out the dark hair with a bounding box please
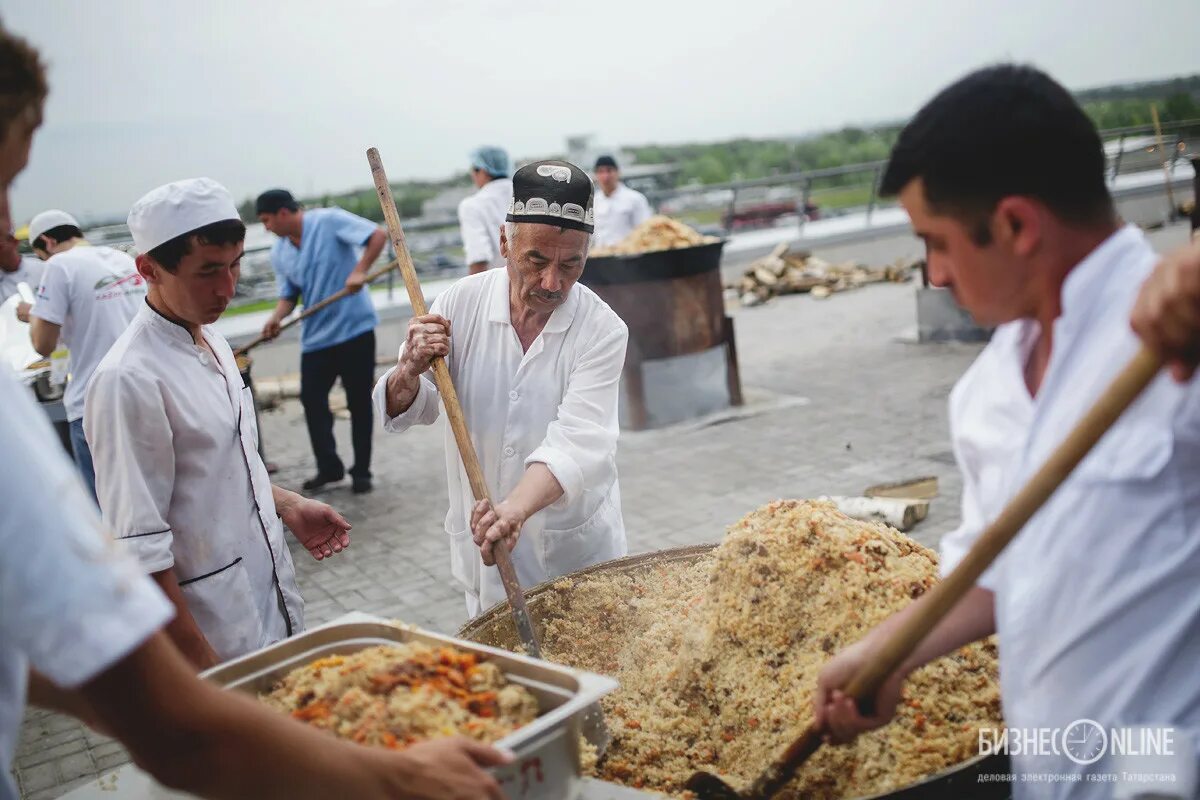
[0,27,47,135]
[881,64,1113,241]
[34,225,83,251]
[146,219,246,271]
[255,188,298,215]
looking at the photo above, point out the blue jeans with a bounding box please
[68,417,98,503]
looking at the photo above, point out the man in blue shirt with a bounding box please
[257,189,387,494]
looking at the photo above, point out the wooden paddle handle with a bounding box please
[234,258,402,356]
[750,347,1162,799]
[368,147,543,659]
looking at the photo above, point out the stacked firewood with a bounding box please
[732,243,921,306]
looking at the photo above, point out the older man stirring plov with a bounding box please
[374,159,630,617]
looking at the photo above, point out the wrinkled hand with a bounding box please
[399,314,451,378]
[395,736,511,800]
[471,498,525,567]
[813,637,908,744]
[345,271,367,293]
[15,301,30,323]
[280,497,351,561]
[1131,240,1200,382]
[261,316,282,341]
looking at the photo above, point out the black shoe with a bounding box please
[352,477,373,494]
[303,471,344,491]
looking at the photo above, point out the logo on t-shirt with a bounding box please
[94,272,145,301]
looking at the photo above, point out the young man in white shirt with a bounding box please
[458,146,513,275]
[375,160,629,617]
[813,65,1199,797]
[88,178,352,669]
[591,155,652,248]
[24,209,143,500]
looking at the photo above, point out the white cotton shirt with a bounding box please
[373,268,629,613]
[939,226,1200,797]
[0,256,44,305]
[30,245,145,421]
[0,365,172,800]
[86,303,304,662]
[592,183,653,247]
[457,178,513,270]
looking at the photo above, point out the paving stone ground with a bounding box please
[14,222,1192,797]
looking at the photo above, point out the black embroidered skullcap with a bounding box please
[506,159,594,233]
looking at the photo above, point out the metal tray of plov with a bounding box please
[202,612,619,800]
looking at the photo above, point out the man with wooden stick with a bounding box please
[813,65,1199,796]
[373,159,629,617]
[257,189,387,494]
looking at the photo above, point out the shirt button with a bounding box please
[198,352,210,366]
[509,390,519,401]
[503,446,515,458]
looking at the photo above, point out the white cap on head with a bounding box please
[127,177,239,254]
[28,209,80,245]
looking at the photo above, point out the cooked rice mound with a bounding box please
[260,642,538,749]
[531,500,1002,797]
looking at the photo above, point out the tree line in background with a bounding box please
[240,74,1200,224]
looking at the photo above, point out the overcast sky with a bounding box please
[3,0,1198,223]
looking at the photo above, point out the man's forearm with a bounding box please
[29,317,59,356]
[271,297,297,323]
[83,633,411,800]
[873,585,996,676]
[271,484,302,516]
[150,569,220,670]
[354,229,387,276]
[384,364,422,418]
[27,670,100,725]
[505,463,564,519]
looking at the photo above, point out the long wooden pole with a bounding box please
[233,258,403,357]
[367,147,543,658]
[1150,103,1178,220]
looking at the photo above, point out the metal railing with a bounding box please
[646,118,1200,236]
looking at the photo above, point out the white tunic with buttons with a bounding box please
[373,268,629,615]
[85,303,304,662]
[939,226,1200,797]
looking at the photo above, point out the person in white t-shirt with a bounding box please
[26,209,145,500]
[457,146,513,275]
[591,155,652,248]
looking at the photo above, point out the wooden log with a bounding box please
[823,495,930,532]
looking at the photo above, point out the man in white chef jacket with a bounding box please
[375,159,629,617]
[814,65,1200,797]
[86,178,354,669]
[458,146,513,275]
[591,155,652,248]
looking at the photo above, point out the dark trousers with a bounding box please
[300,330,375,479]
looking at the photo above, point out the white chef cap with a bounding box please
[127,177,239,254]
[28,209,80,244]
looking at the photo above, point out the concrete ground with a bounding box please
[13,222,1193,798]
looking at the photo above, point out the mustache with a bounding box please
[530,289,563,301]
